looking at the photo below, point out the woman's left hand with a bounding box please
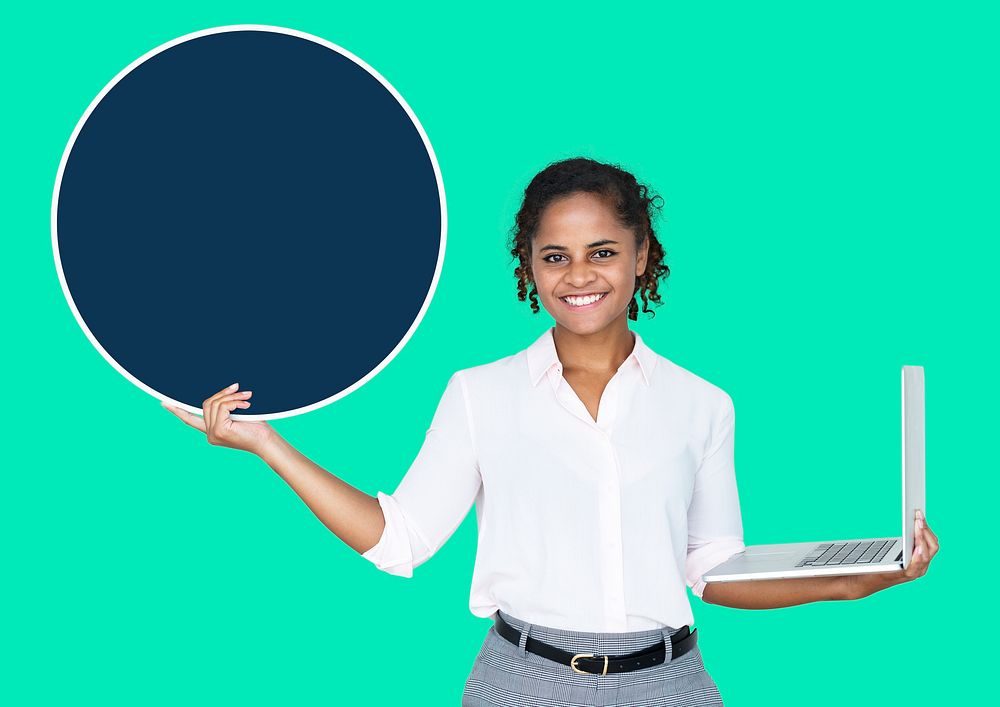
[843,509,939,600]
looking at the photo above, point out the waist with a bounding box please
[493,609,686,654]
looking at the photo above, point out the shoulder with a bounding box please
[450,349,525,390]
[650,351,733,411]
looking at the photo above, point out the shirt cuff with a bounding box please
[360,491,416,578]
[686,539,746,599]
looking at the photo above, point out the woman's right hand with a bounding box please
[161,383,277,457]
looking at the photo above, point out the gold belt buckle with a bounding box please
[571,652,609,676]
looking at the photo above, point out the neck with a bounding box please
[551,320,636,376]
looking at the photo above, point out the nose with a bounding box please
[565,259,598,288]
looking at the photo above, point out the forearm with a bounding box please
[702,575,851,609]
[258,434,385,555]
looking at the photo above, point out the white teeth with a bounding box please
[561,292,607,306]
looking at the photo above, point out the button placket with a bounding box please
[596,428,628,630]
[549,359,630,630]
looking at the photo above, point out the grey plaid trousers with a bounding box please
[462,610,725,706]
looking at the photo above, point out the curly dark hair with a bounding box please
[508,157,670,320]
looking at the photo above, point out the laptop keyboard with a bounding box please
[795,539,899,568]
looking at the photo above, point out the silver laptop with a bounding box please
[703,365,925,584]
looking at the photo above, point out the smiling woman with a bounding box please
[509,157,671,324]
[167,155,752,706]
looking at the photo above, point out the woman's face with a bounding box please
[530,191,649,336]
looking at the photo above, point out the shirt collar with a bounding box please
[526,326,656,387]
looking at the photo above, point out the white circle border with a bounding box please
[51,24,448,422]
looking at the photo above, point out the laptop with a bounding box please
[702,365,925,585]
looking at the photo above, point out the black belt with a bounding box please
[493,613,698,675]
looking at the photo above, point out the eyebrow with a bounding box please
[538,239,619,253]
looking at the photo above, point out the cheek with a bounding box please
[612,266,638,288]
[531,269,556,293]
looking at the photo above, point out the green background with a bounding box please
[3,1,996,704]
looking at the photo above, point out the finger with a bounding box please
[922,519,939,545]
[203,396,214,433]
[916,525,931,574]
[909,518,926,575]
[219,390,253,402]
[209,391,254,411]
[211,382,241,400]
[210,392,253,431]
[916,511,939,558]
[915,542,928,575]
[205,382,241,430]
[212,398,249,437]
[162,402,207,433]
[922,524,939,558]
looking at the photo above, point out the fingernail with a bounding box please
[229,382,238,390]
[918,517,924,529]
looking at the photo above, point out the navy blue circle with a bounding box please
[54,28,445,418]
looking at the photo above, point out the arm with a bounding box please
[682,392,849,609]
[692,392,940,608]
[258,435,386,555]
[359,371,482,576]
[684,392,747,600]
[685,394,900,609]
[258,372,482,575]
[684,392,851,608]
[702,575,851,608]
[703,508,942,606]
[163,383,386,556]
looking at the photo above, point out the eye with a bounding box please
[541,249,617,263]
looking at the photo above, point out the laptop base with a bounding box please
[703,538,904,583]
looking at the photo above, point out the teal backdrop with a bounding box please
[2,2,996,705]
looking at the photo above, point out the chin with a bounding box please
[559,319,617,335]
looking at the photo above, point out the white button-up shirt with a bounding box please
[361,326,745,632]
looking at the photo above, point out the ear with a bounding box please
[635,236,650,277]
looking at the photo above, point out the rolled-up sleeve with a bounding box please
[685,392,746,598]
[361,371,482,577]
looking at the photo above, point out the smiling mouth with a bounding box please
[559,292,608,308]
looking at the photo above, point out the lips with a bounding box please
[559,291,608,310]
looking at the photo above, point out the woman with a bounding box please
[163,157,939,706]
